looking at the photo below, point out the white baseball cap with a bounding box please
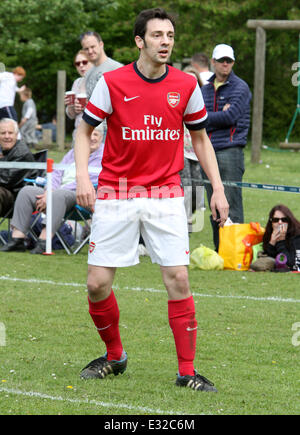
[212,44,235,61]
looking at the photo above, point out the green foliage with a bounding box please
[0,0,300,139]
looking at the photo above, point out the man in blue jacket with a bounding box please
[201,44,252,250]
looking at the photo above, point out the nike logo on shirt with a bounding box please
[124,96,140,102]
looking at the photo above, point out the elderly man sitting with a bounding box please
[0,125,104,254]
[0,118,35,217]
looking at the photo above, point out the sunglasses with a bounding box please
[75,60,89,67]
[271,217,289,223]
[216,57,234,64]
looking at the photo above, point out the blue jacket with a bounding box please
[201,71,252,151]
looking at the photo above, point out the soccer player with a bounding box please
[75,7,229,392]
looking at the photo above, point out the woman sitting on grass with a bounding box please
[262,204,300,271]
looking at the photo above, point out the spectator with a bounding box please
[0,67,26,121]
[180,66,204,226]
[19,87,38,148]
[65,50,93,144]
[0,125,104,254]
[0,118,35,217]
[190,53,213,84]
[36,115,57,143]
[254,205,300,272]
[201,44,252,251]
[80,31,123,101]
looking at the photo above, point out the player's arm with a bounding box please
[74,119,96,211]
[190,128,229,226]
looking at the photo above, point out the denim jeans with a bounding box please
[201,146,245,250]
[180,157,204,218]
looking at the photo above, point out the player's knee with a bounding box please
[87,276,109,300]
[174,268,189,292]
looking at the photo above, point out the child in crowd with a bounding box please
[19,87,38,148]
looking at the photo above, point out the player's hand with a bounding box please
[210,189,229,227]
[76,177,96,212]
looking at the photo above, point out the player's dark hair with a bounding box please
[134,8,176,40]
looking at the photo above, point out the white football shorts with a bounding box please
[88,197,190,267]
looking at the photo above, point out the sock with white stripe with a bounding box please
[168,295,197,376]
[88,290,123,361]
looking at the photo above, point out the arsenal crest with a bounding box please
[89,241,96,254]
[167,92,180,108]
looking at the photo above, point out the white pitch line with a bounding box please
[1,275,300,304]
[0,276,84,287]
[0,386,182,415]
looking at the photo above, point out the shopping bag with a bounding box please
[190,244,224,270]
[219,222,265,271]
[252,242,263,263]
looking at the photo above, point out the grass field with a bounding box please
[0,144,300,416]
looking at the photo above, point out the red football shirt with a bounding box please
[83,62,207,199]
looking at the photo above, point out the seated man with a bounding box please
[36,115,57,143]
[0,125,104,254]
[0,118,35,217]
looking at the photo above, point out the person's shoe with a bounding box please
[80,352,128,380]
[176,370,218,392]
[30,239,46,255]
[0,237,26,252]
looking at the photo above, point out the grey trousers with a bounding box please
[20,119,38,145]
[11,185,77,236]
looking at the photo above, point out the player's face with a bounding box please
[0,122,18,150]
[136,18,175,65]
[81,35,104,64]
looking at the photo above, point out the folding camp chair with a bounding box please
[27,199,92,255]
[0,207,13,245]
[0,149,48,246]
[25,153,94,255]
[55,204,93,255]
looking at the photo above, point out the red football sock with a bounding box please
[168,295,197,377]
[88,290,123,361]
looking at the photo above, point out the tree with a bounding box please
[1,0,300,140]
